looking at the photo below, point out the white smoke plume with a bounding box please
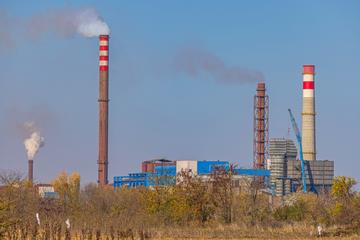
[23,122,45,160]
[0,7,110,50]
[26,7,110,39]
[76,8,110,37]
[174,47,264,84]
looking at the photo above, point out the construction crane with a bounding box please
[288,109,307,192]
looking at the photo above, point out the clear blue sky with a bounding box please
[1,1,359,184]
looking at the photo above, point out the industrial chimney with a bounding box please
[302,65,316,161]
[28,159,33,183]
[253,82,269,170]
[98,35,109,186]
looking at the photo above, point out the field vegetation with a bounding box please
[0,170,359,239]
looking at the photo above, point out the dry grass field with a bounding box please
[149,225,360,240]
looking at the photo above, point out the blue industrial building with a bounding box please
[113,160,270,189]
[196,160,229,174]
[113,172,176,188]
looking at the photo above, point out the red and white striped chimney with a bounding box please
[99,35,109,71]
[302,65,316,161]
[98,35,109,186]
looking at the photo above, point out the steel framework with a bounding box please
[253,82,269,171]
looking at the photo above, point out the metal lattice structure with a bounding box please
[253,82,269,170]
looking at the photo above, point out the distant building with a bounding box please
[268,138,297,196]
[268,138,334,196]
[36,184,59,198]
[113,159,270,189]
[287,159,334,193]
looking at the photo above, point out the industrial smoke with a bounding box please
[26,7,110,38]
[26,8,110,37]
[174,47,264,84]
[23,122,45,160]
[75,8,110,37]
[1,7,110,51]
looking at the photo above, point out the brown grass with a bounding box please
[7,225,359,240]
[147,224,360,240]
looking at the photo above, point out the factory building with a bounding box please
[268,137,334,196]
[113,160,270,189]
[36,184,59,198]
[141,159,175,173]
[268,138,297,196]
[287,160,334,193]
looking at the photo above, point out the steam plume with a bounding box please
[174,47,264,84]
[76,8,110,37]
[26,7,110,38]
[23,122,45,160]
[0,7,109,50]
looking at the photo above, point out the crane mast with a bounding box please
[288,109,307,192]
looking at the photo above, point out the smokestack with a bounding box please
[253,82,269,170]
[302,65,316,161]
[23,122,44,184]
[98,35,109,186]
[28,159,33,183]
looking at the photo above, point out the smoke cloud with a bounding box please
[76,8,110,37]
[26,7,110,38]
[23,122,45,160]
[174,47,264,84]
[0,7,110,49]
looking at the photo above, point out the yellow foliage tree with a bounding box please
[52,171,81,205]
[331,176,356,202]
[69,172,81,196]
[52,171,69,198]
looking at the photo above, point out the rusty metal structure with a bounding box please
[98,35,110,186]
[28,159,33,183]
[253,82,269,170]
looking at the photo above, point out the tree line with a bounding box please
[0,169,359,239]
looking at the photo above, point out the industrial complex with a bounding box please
[111,58,334,196]
[26,35,334,197]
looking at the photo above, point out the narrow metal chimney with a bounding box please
[253,82,269,170]
[302,65,316,161]
[98,35,109,186]
[28,159,33,183]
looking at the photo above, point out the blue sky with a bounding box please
[1,1,359,184]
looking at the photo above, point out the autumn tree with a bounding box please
[210,167,233,223]
[0,199,14,238]
[177,171,215,224]
[330,176,358,225]
[331,176,357,202]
